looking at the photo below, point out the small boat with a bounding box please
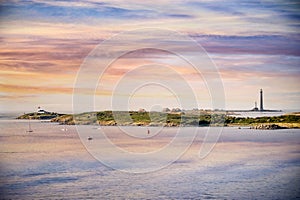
[61,119,67,131]
[26,117,33,133]
[87,136,93,141]
[61,127,67,131]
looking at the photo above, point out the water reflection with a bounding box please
[0,120,299,199]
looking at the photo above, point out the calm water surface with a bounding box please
[0,120,299,199]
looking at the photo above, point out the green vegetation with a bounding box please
[51,114,75,125]
[226,115,300,125]
[17,111,300,128]
[17,112,63,120]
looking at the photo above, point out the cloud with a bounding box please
[166,14,194,19]
[0,0,160,23]
[0,94,37,100]
[186,1,245,16]
[1,0,300,110]
[192,34,300,56]
[0,37,100,75]
[0,83,74,94]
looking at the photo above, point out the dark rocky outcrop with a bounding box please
[250,124,286,130]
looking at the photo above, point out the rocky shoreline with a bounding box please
[250,124,286,130]
[17,111,300,129]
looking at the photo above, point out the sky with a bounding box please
[1,0,300,113]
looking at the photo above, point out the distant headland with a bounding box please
[17,89,298,129]
[17,109,300,129]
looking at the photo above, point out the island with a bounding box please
[17,110,300,129]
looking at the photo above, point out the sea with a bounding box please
[0,116,299,199]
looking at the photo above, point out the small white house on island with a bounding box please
[37,107,49,114]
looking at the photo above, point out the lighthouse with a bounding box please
[260,89,264,111]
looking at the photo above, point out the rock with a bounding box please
[250,124,286,130]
